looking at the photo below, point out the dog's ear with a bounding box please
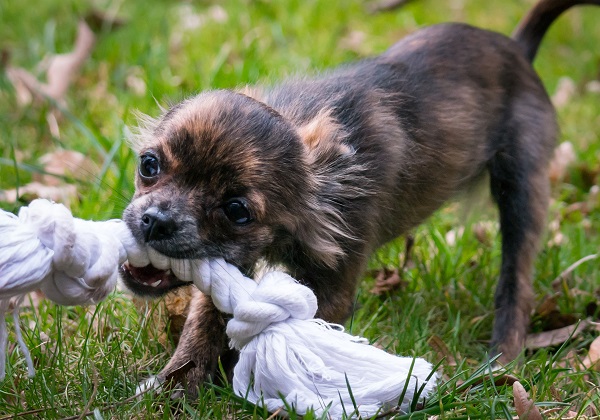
[291,110,364,268]
[296,110,353,160]
[293,202,355,268]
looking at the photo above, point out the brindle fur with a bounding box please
[122,0,600,394]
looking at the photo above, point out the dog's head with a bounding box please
[121,89,353,296]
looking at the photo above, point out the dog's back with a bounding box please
[262,20,557,246]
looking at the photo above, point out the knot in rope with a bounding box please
[188,259,318,349]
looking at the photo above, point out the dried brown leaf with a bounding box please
[5,20,95,108]
[45,21,95,101]
[464,373,519,389]
[339,30,369,55]
[548,141,576,184]
[525,320,589,350]
[125,67,147,96]
[513,381,543,420]
[0,182,78,206]
[5,67,38,106]
[551,76,576,108]
[370,268,406,295]
[36,149,98,185]
[535,294,559,318]
[428,335,457,366]
[0,149,99,205]
[581,335,600,371]
[472,221,495,246]
[558,410,582,419]
[586,80,600,93]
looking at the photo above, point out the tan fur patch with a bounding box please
[296,110,352,163]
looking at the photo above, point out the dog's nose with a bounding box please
[140,207,177,242]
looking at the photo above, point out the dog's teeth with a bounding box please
[149,279,162,287]
[166,269,172,275]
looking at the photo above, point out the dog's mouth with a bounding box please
[120,262,189,297]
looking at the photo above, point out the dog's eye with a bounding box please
[139,153,160,179]
[223,199,252,225]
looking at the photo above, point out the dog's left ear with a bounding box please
[296,110,352,161]
[291,111,360,268]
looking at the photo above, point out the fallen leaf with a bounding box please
[562,411,583,419]
[513,381,543,420]
[428,335,457,366]
[548,141,576,183]
[0,182,78,206]
[535,294,559,318]
[45,21,95,102]
[532,294,581,331]
[207,5,228,23]
[36,149,98,186]
[581,335,600,371]
[472,221,496,247]
[370,268,406,295]
[125,67,147,96]
[175,4,228,31]
[5,20,95,108]
[339,30,369,55]
[586,80,600,94]
[526,320,589,350]
[1,149,99,206]
[552,76,576,108]
[463,373,519,389]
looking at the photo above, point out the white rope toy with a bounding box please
[0,199,437,418]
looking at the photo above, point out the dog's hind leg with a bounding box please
[487,105,555,363]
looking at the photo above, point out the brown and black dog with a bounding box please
[120,0,600,394]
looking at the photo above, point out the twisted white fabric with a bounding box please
[0,199,437,417]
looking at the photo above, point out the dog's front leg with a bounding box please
[149,287,237,397]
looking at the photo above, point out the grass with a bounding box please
[1,0,599,418]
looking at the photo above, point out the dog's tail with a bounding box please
[513,0,600,62]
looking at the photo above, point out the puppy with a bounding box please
[120,0,599,394]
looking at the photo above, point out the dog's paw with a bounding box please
[135,360,198,399]
[135,375,164,397]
